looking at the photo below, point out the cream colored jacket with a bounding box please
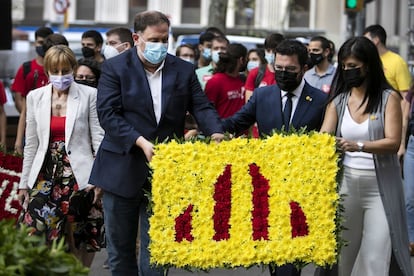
[19,83,104,190]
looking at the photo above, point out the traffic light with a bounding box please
[345,0,363,12]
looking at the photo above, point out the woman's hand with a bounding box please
[336,137,359,152]
[18,189,29,210]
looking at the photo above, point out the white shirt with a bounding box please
[145,61,165,124]
[281,79,305,124]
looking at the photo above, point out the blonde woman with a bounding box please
[18,45,104,267]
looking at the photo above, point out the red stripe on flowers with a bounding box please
[290,201,309,237]
[249,163,270,241]
[175,204,194,242]
[213,164,232,241]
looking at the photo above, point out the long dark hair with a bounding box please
[329,36,392,114]
[215,43,247,74]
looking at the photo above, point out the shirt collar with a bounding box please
[281,79,305,98]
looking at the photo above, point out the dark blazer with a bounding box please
[223,82,328,136]
[89,48,223,198]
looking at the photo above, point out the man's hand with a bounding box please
[211,133,224,143]
[136,136,155,162]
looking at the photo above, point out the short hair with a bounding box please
[212,35,230,46]
[176,44,195,56]
[134,10,170,33]
[81,30,104,46]
[363,24,387,45]
[77,58,101,80]
[106,27,134,47]
[43,33,69,53]
[264,33,284,51]
[199,31,217,45]
[204,26,225,37]
[310,36,330,50]
[35,27,53,40]
[43,45,77,75]
[275,39,309,68]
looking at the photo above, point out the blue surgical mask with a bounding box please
[202,48,212,60]
[49,73,74,91]
[265,53,275,65]
[247,61,260,71]
[142,40,168,65]
[212,50,221,64]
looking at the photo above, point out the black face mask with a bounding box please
[343,67,365,88]
[82,47,95,58]
[309,53,324,66]
[275,70,301,92]
[75,79,98,88]
[35,45,45,57]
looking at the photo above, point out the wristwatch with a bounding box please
[356,141,364,152]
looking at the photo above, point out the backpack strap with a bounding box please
[23,61,31,79]
[254,64,266,88]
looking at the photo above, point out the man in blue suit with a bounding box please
[223,39,328,276]
[89,11,224,276]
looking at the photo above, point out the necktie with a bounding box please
[283,92,294,130]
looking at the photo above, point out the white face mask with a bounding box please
[180,57,195,64]
[103,43,125,59]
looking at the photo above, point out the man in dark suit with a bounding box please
[223,39,328,276]
[89,11,224,276]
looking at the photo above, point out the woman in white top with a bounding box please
[320,36,411,276]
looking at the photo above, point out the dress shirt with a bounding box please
[145,61,165,124]
[281,79,305,124]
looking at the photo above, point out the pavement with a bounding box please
[89,249,317,276]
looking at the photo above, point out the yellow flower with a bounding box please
[149,133,340,269]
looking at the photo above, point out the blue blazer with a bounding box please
[223,82,328,135]
[89,48,223,198]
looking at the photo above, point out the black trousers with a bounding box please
[270,264,301,276]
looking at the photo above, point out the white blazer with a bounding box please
[19,83,104,190]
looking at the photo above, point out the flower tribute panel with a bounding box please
[149,133,339,269]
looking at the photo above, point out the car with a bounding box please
[174,34,265,52]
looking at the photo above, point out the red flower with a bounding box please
[290,201,309,237]
[212,165,232,241]
[175,204,194,242]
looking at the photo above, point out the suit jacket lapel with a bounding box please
[65,84,79,144]
[39,85,52,148]
[159,55,177,124]
[269,86,284,130]
[130,48,157,124]
[292,84,312,127]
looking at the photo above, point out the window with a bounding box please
[289,0,310,28]
[129,0,147,26]
[76,0,95,20]
[181,0,201,24]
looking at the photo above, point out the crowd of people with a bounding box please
[0,9,414,276]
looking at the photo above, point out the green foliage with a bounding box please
[0,219,89,276]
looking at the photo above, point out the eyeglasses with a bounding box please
[75,74,96,81]
[273,65,299,73]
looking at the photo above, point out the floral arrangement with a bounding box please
[0,149,23,221]
[149,132,340,270]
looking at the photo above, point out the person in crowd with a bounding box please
[0,81,7,147]
[244,33,284,102]
[88,10,224,276]
[304,36,336,94]
[196,35,229,90]
[320,36,412,276]
[75,58,100,88]
[14,33,69,155]
[246,48,266,74]
[176,43,196,64]
[400,84,414,256]
[222,40,327,276]
[11,26,53,114]
[197,31,216,68]
[327,39,336,65]
[205,43,247,119]
[103,27,134,60]
[363,24,412,97]
[81,30,105,64]
[18,45,104,267]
